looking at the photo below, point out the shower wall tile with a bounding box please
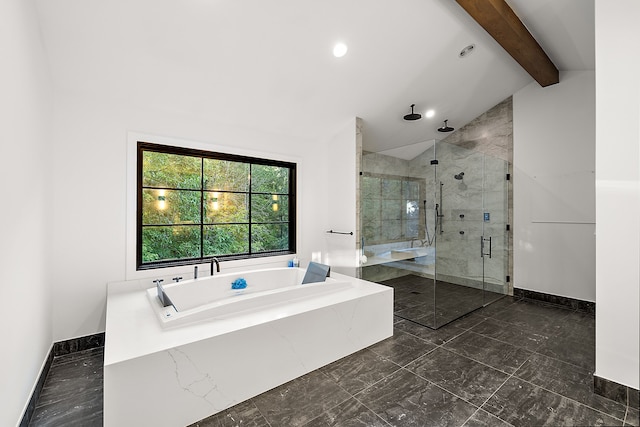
[362,152,410,176]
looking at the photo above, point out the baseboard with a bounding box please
[53,332,105,357]
[594,375,640,409]
[19,332,105,426]
[513,288,595,314]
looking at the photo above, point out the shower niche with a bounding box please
[359,139,510,329]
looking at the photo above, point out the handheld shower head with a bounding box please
[454,172,465,180]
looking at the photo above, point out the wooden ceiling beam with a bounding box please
[456,0,559,87]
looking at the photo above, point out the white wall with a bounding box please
[323,118,359,276]
[594,0,640,390]
[49,91,334,341]
[513,70,596,301]
[0,0,53,424]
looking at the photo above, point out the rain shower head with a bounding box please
[454,172,465,180]
[403,104,422,121]
[438,119,454,132]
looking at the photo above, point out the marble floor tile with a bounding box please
[625,407,639,426]
[251,370,351,427]
[406,347,509,406]
[475,296,519,317]
[536,331,595,371]
[462,409,514,427]
[395,304,435,321]
[356,369,477,427]
[447,311,488,330]
[303,398,388,427]
[394,318,465,345]
[320,348,400,394]
[29,348,104,427]
[190,399,269,427]
[470,317,550,352]
[490,300,572,332]
[514,352,626,420]
[30,390,103,427]
[36,352,104,407]
[443,331,533,374]
[483,377,622,427]
[394,293,427,312]
[368,330,437,366]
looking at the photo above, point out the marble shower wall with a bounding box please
[409,141,509,292]
[436,97,513,293]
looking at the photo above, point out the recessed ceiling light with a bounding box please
[459,44,476,58]
[333,42,348,58]
[425,109,435,118]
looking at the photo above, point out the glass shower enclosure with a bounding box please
[359,139,509,329]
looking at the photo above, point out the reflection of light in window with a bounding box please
[272,194,279,212]
[157,190,167,210]
[406,200,418,215]
[212,192,219,210]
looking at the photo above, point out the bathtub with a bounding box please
[148,267,352,328]
[105,266,393,427]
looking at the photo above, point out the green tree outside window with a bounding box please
[138,142,296,269]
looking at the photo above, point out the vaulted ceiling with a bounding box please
[35,0,594,153]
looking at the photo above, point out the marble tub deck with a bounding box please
[29,296,639,426]
[104,269,393,426]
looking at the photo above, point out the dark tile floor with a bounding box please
[28,292,639,426]
[388,275,504,329]
[193,296,639,427]
[28,347,103,426]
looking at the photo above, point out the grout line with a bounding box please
[441,332,527,377]
[507,374,627,422]
[443,329,623,421]
[402,313,622,423]
[459,408,481,427]
[312,365,400,427]
[248,398,273,427]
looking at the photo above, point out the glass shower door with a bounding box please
[433,142,486,328]
[481,154,510,304]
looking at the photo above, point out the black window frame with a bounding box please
[137,141,297,270]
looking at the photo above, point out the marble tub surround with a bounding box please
[104,268,393,427]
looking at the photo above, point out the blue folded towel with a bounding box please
[231,278,247,289]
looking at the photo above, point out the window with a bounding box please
[137,141,296,269]
[361,173,424,244]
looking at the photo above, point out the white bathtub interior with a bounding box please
[150,267,353,328]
